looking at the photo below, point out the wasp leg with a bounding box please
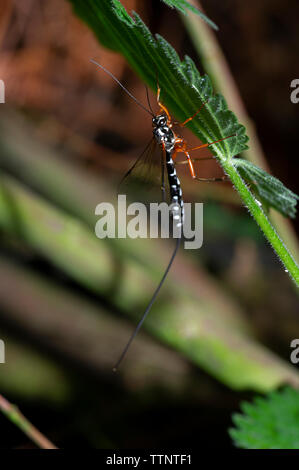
[180,99,211,127]
[175,156,214,165]
[173,146,228,182]
[194,175,229,182]
[186,134,236,152]
[172,145,196,179]
[156,83,172,124]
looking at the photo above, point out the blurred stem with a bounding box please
[181,0,299,264]
[0,394,57,449]
[1,174,299,390]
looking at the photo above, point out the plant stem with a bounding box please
[0,394,58,449]
[220,158,299,285]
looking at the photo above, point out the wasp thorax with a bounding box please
[152,114,167,127]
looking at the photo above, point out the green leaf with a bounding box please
[161,0,218,30]
[229,387,299,449]
[234,159,299,219]
[68,0,248,159]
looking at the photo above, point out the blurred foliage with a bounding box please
[0,338,70,404]
[230,387,299,449]
[1,113,298,390]
[2,165,298,391]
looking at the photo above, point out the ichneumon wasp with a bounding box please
[91,59,235,370]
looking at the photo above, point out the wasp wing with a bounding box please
[118,138,168,202]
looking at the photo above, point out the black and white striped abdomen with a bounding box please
[165,150,184,228]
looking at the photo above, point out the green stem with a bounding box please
[0,394,57,449]
[220,158,299,285]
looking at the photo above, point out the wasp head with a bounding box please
[152,114,167,128]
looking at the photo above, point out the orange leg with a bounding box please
[184,151,196,178]
[173,140,228,182]
[175,156,214,164]
[186,134,236,152]
[177,152,228,182]
[173,141,196,178]
[193,173,228,182]
[180,99,210,127]
[195,175,228,182]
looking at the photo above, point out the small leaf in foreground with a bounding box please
[230,387,299,449]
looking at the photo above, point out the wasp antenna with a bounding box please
[145,84,155,115]
[90,59,154,117]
